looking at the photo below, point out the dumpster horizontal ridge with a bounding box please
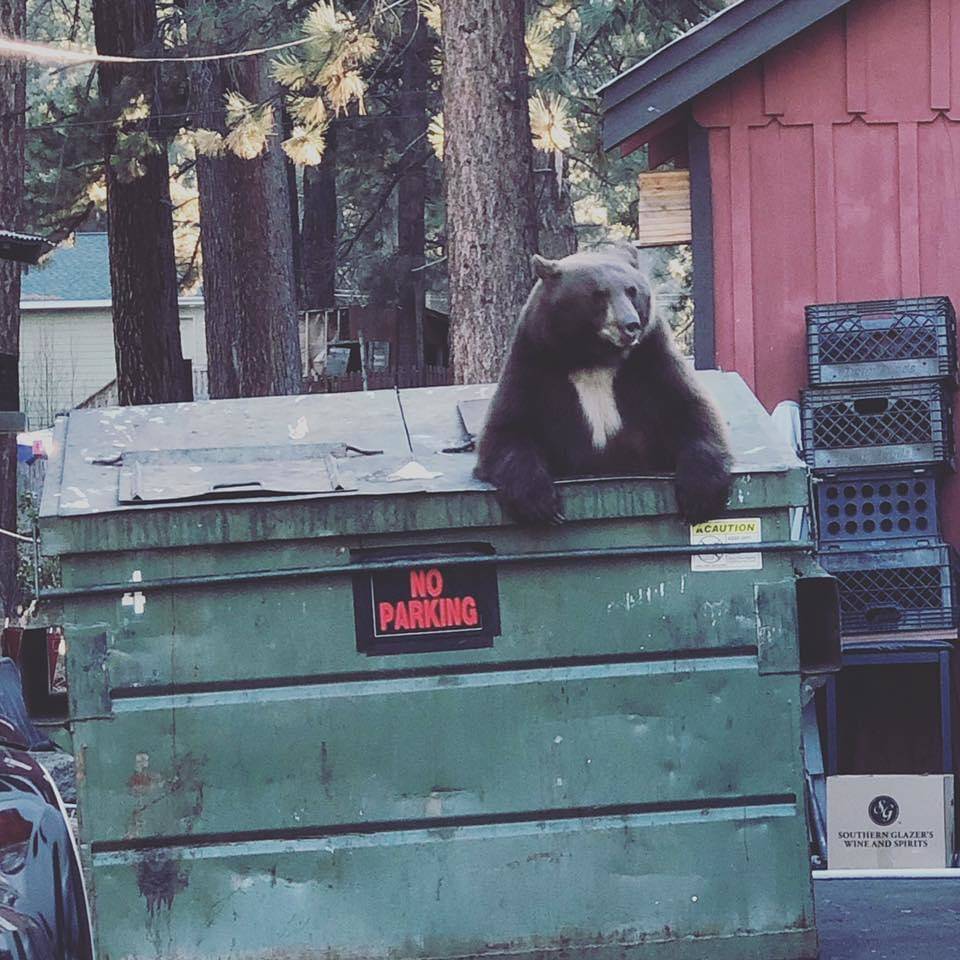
[43,540,812,601]
[108,648,760,704]
[89,795,799,857]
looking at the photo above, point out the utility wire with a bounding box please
[0,34,315,67]
[0,526,33,543]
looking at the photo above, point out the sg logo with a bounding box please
[868,795,900,827]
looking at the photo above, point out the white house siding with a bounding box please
[19,300,207,428]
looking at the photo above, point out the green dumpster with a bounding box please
[41,374,822,960]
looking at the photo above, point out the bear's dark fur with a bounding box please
[474,244,733,525]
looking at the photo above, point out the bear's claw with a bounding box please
[496,480,563,526]
[675,465,733,525]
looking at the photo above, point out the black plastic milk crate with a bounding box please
[801,382,954,472]
[807,296,958,385]
[814,471,942,551]
[819,545,960,636]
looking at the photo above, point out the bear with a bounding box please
[474,243,733,525]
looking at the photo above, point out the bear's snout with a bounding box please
[616,308,645,347]
[599,294,644,346]
[622,318,643,339]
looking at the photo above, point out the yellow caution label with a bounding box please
[690,517,763,572]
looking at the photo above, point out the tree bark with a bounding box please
[191,60,243,398]
[301,122,338,311]
[396,2,430,376]
[283,106,303,305]
[192,56,303,398]
[442,0,539,384]
[92,0,191,406]
[0,0,25,618]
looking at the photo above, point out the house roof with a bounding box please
[0,229,51,265]
[20,232,112,302]
[599,0,855,151]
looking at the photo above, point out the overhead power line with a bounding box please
[0,34,314,67]
[0,527,33,544]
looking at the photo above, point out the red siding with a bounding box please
[691,0,960,544]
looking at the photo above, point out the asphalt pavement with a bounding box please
[816,878,960,959]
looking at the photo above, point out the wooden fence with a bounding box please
[307,365,455,394]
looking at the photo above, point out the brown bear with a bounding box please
[474,244,733,525]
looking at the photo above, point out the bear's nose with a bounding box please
[622,320,642,337]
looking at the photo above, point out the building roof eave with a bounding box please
[600,0,854,152]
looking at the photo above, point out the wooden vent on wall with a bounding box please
[636,170,691,248]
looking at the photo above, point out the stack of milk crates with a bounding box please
[801,297,960,639]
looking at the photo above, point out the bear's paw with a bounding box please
[674,445,733,525]
[498,478,565,527]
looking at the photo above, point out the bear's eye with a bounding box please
[625,285,638,300]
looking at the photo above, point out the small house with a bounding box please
[601,0,960,545]
[20,234,452,420]
[19,233,206,427]
[601,0,960,833]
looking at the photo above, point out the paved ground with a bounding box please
[816,878,960,959]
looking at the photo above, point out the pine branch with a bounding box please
[339,136,429,258]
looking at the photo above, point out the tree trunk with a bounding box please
[0,0,25,619]
[442,0,539,384]
[92,0,191,406]
[192,57,303,398]
[301,123,338,311]
[283,106,303,305]
[535,155,578,260]
[192,60,243,398]
[396,2,430,377]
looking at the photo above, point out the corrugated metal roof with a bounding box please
[20,233,112,302]
[0,229,51,266]
[41,375,801,519]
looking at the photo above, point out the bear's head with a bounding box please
[524,243,654,367]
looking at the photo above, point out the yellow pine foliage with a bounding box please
[271,51,309,91]
[119,94,150,124]
[419,0,442,33]
[86,178,107,206]
[529,92,573,153]
[303,1,349,45]
[350,31,378,63]
[525,20,554,73]
[192,128,226,158]
[324,69,367,116]
[224,91,256,126]
[282,125,328,166]
[427,112,444,159]
[222,91,276,159]
[289,94,328,128]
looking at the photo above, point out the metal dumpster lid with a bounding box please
[40,373,802,520]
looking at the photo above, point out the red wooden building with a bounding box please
[601,0,960,543]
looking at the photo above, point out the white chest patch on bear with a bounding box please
[569,367,622,450]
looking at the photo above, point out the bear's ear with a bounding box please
[605,241,642,269]
[531,254,561,281]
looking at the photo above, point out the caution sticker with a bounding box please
[690,518,763,572]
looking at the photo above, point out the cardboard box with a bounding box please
[827,774,955,869]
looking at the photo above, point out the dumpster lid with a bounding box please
[116,444,356,503]
[40,373,801,519]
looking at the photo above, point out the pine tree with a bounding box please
[395,0,431,377]
[92,0,192,405]
[442,0,539,384]
[191,53,302,398]
[301,122,338,310]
